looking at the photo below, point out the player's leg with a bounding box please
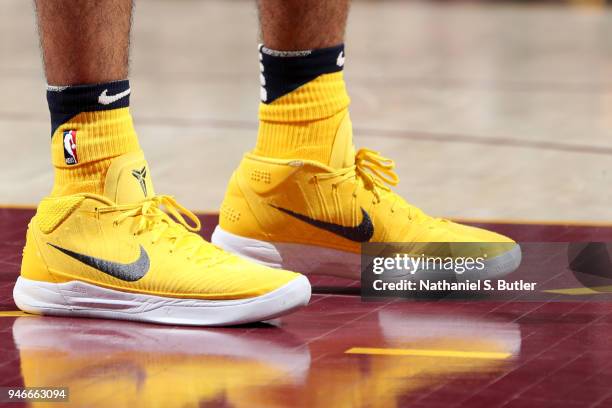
[36,0,137,196]
[14,0,310,325]
[213,0,521,279]
[36,0,131,85]
[254,0,350,164]
[258,0,348,51]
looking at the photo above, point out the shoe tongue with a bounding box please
[103,151,156,204]
[327,112,356,169]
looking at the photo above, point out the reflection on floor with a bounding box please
[11,311,519,408]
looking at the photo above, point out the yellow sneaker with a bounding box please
[14,151,311,326]
[212,147,521,279]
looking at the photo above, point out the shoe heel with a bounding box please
[13,276,68,315]
[21,226,57,282]
[212,226,283,268]
[212,226,361,278]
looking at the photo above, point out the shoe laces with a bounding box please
[354,148,399,194]
[99,195,224,262]
[323,148,434,223]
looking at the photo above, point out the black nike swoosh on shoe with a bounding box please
[48,243,150,282]
[269,204,374,243]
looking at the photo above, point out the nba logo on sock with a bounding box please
[63,130,78,165]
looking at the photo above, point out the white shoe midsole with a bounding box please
[13,275,311,326]
[211,226,522,280]
[212,226,361,279]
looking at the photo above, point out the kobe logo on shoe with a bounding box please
[132,167,148,196]
[48,243,150,282]
[270,204,374,242]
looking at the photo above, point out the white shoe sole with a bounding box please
[211,226,522,280]
[13,275,311,326]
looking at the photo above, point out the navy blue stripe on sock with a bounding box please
[47,80,131,137]
[259,44,344,104]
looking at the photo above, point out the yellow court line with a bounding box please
[543,286,612,295]
[452,216,612,228]
[0,311,32,317]
[345,347,511,360]
[0,203,36,210]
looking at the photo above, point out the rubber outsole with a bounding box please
[13,275,311,326]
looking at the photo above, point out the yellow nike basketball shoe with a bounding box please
[212,44,519,280]
[15,151,310,325]
[212,122,520,280]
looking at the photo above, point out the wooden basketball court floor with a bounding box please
[2,1,612,407]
